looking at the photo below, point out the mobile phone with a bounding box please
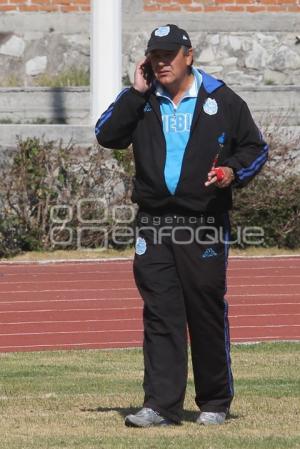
[141,60,154,84]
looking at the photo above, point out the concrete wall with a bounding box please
[1,86,300,126]
[0,85,299,155]
[0,87,90,124]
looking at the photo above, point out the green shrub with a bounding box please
[231,175,300,248]
[0,137,78,256]
[0,126,299,258]
[34,67,90,87]
[0,138,133,258]
[231,126,300,248]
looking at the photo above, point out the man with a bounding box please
[95,24,268,427]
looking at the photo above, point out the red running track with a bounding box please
[0,257,299,352]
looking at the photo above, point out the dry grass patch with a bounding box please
[3,247,300,263]
[0,343,299,449]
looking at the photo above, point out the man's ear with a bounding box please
[187,48,194,67]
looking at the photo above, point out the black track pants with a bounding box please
[133,212,234,424]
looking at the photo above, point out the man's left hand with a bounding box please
[205,166,235,188]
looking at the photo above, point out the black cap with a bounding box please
[145,24,192,54]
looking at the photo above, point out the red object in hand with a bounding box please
[212,167,225,182]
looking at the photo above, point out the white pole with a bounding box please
[91,0,122,124]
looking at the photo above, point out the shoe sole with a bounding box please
[198,420,226,425]
[196,416,227,425]
[125,417,175,428]
[125,418,151,428]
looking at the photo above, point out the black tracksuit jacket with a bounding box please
[95,69,268,214]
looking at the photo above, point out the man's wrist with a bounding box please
[228,167,235,182]
[132,84,150,94]
[131,86,150,97]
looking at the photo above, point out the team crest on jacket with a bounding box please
[135,237,147,255]
[203,98,218,115]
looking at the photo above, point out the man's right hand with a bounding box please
[205,167,235,188]
[133,59,152,94]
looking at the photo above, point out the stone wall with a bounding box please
[1,28,300,88]
[0,14,90,86]
[125,31,300,86]
[122,3,300,86]
[0,9,300,87]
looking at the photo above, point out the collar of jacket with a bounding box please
[154,66,202,99]
[148,69,224,132]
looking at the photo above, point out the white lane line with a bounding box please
[1,260,299,268]
[0,341,143,350]
[2,313,300,326]
[0,259,134,266]
[230,313,300,318]
[0,307,143,314]
[1,275,300,285]
[229,302,300,307]
[228,266,300,270]
[1,318,142,325]
[1,266,300,279]
[0,280,135,285]
[1,338,299,351]
[0,329,144,336]
[1,303,300,314]
[1,286,300,295]
[229,293,300,297]
[0,270,133,277]
[1,255,300,266]
[228,270,300,279]
[0,297,140,304]
[235,265,299,270]
[231,336,300,341]
[229,257,300,261]
[229,284,300,287]
[231,325,300,329]
[0,294,299,305]
[0,288,137,294]
[0,324,299,337]
[2,273,300,282]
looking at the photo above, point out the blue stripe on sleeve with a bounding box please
[237,144,268,181]
[96,110,113,133]
[95,88,130,137]
[95,106,114,135]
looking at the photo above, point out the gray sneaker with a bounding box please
[196,411,227,425]
[125,407,174,427]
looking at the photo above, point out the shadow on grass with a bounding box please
[80,406,140,418]
[80,406,241,423]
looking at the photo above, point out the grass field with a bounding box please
[0,342,299,449]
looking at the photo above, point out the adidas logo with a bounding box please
[202,247,218,258]
[144,102,152,112]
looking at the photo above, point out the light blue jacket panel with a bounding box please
[156,68,203,195]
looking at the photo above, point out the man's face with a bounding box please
[147,47,193,87]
